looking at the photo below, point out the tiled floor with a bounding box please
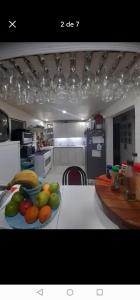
[45,165,94,185]
[45,165,85,184]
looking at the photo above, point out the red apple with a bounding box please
[19,200,33,216]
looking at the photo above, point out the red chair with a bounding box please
[62,166,87,185]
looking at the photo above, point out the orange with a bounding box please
[24,206,39,224]
[39,205,52,224]
[42,184,51,197]
[42,182,50,189]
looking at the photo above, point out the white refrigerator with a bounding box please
[0,141,21,185]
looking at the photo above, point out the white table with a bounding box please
[0,186,119,229]
[56,186,118,229]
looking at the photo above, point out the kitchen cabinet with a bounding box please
[67,148,74,164]
[75,147,85,165]
[53,148,60,165]
[53,147,85,166]
[60,148,67,165]
[0,141,21,184]
[53,122,86,138]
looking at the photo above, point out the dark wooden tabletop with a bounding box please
[95,175,140,229]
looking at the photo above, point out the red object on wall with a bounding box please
[95,114,103,124]
[121,161,127,165]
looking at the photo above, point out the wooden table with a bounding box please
[95,175,140,229]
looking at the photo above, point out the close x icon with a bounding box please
[9,20,16,28]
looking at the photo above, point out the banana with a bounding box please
[7,170,39,189]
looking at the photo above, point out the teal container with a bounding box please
[22,177,43,203]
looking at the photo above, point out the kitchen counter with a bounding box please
[54,146,85,148]
[38,146,85,149]
[41,146,54,150]
[0,186,118,229]
[35,149,50,155]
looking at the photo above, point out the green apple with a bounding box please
[49,182,59,193]
[5,201,19,217]
[35,191,49,208]
[11,191,24,205]
[48,193,60,209]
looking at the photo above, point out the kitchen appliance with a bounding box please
[85,128,106,179]
[0,109,9,142]
[34,150,52,177]
[0,141,20,184]
[20,144,35,158]
[11,128,33,144]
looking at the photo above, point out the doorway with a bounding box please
[113,108,135,164]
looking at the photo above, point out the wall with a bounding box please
[0,100,44,127]
[53,122,87,138]
[101,90,140,164]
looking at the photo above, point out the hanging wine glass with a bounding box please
[92,68,102,98]
[39,66,51,98]
[0,68,9,101]
[101,85,114,103]
[15,77,26,105]
[131,63,140,87]
[7,69,20,101]
[53,54,66,99]
[102,74,109,88]
[82,52,94,98]
[23,73,37,104]
[114,70,125,86]
[113,86,124,101]
[67,53,81,102]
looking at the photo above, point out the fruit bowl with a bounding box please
[4,177,61,229]
[5,190,61,229]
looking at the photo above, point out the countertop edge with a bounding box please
[53,146,85,148]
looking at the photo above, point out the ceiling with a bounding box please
[0,50,140,122]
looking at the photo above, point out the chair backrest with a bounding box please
[62,166,87,185]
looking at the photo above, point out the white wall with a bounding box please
[53,122,87,138]
[0,100,44,127]
[102,90,140,163]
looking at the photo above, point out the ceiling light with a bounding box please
[62,110,67,114]
[46,119,48,121]
[81,118,84,121]
[79,122,85,126]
